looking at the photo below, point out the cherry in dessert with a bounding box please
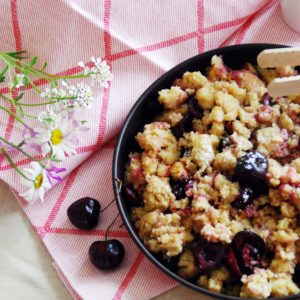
[172,114,193,138]
[89,239,125,270]
[234,152,268,186]
[228,231,265,276]
[193,241,225,272]
[231,186,254,209]
[171,178,195,200]
[67,197,100,230]
[123,185,142,207]
[260,93,272,106]
[293,263,300,285]
[187,98,203,119]
[170,181,186,200]
[225,247,242,278]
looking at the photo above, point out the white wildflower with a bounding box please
[78,57,112,88]
[35,112,77,160]
[19,162,51,202]
[75,82,93,108]
[90,57,112,87]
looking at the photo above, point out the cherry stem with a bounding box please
[100,198,116,213]
[104,213,120,241]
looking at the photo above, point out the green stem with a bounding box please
[0,136,46,168]
[0,104,29,128]
[21,112,38,119]
[22,73,41,93]
[0,147,34,181]
[0,93,13,104]
[18,100,59,106]
[0,52,88,81]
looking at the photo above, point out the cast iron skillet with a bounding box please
[112,44,299,300]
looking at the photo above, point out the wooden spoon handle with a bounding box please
[267,75,300,97]
[257,48,300,68]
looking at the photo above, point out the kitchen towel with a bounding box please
[0,0,299,299]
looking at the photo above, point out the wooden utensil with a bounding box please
[257,47,300,97]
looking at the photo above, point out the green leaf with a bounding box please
[6,50,28,60]
[22,76,28,91]
[0,65,8,83]
[42,61,48,70]
[29,56,38,67]
[18,105,24,116]
[6,50,27,56]
[16,92,24,101]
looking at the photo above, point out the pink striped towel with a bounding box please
[0,0,300,299]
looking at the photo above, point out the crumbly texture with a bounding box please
[125,55,300,298]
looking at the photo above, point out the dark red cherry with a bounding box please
[260,93,271,106]
[232,231,265,253]
[238,243,262,275]
[231,186,254,209]
[89,239,125,270]
[225,121,233,134]
[293,263,300,285]
[188,98,203,119]
[67,197,100,230]
[172,114,193,138]
[231,231,265,275]
[170,181,186,200]
[225,247,242,278]
[234,152,268,186]
[123,186,141,207]
[193,242,225,272]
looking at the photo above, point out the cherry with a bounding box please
[230,231,265,275]
[225,247,242,278]
[67,197,100,230]
[193,241,225,272]
[123,185,141,207]
[89,239,125,270]
[170,178,195,200]
[231,186,254,209]
[89,213,125,270]
[188,98,203,119]
[260,93,271,106]
[170,181,186,200]
[234,152,268,186]
[293,263,300,285]
[172,114,193,138]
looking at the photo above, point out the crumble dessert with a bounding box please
[124,55,300,298]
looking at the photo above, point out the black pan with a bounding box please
[112,43,299,300]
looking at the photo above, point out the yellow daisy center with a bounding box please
[34,174,43,189]
[51,129,63,145]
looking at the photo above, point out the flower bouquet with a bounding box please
[0,51,112,202]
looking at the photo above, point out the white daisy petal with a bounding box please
[41,143,51,157]
[20,188,35,202]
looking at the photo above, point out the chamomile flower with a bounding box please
[35,113,77,160]
[19,162,51,202]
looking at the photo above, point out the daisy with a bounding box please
[19,162,51,202]
[35,112,77,160]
